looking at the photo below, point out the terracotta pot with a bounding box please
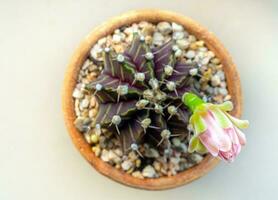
[62,9,242,190]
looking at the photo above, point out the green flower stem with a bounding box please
[182,92,204,112]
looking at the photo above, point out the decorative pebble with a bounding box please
[142,165,156,178]
[185,50,196,59]
[157,22,172,35]
[121,160,133,171]
[132,171,144,179]
[144,148,159,158]
[176,39,189,49]
[190,153,203,163]
[80,98,89,109]
[173,32,185,40]
[153,32,164,46]
[72,88,83,99]
[211,75,221,86]
[172,22,184,32]
[101,149,110,162]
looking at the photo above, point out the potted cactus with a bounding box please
[62,10,248,190]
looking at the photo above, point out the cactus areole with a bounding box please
[86,33,195,153]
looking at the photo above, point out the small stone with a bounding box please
[90,44,103,61]
[135,159,141,168]
[84,132,91,144]
[172,22,184,32]
[216,71,225,81]
[172,138,181,147]
[90,134,99,144]
[195,40,205,47]
[142,24,155,36]
[201,57,210,65]
[173,32,185,40]
[72,88,83,99]
[220,82,227,88]
[142,165,156,178]
[114,148,123,157]
[121,160,133,171]
[211,58,220,64]
[174,49,182,57]
[180,143,188,153]
[153,161,162,171]
[190,154,203,163]
[145,35,152,44]
[219,88,228,96]
[128,151,138,161]
[185,50,196,59]
[224,95,231,101]
[132,171,144,179]
[211,75,221,86]
[100,149,110,162]
[74,117,90,132]
[188,35,196,42]
[153,32,164,46]
[80,98,89,109]
[97,37,107,47]
[108,150,121,164]
[112,34,122,44]
[92,145,101,157]
[144,148,159,158]
[157,22,172,35]
[176,39,189,49]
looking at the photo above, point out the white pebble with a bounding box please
[142,165,156,178]
[185,50,196,59]
[211,75,221,86]
[80,98,89,109]
[153,32,164,46]
[108,150,121,164]
[72,88,83,99]
[176,39,189,49]
[100,149,110,162]
[144,148,159,158]
[172,22,184,32]
[173,31,185,40]
[112,34,122,44]
[157,22,172,35]
[219,88,228,96]
[174,49,182,57]
[121,160,133,171]
[90,44,103,60]
[190,154,203,163]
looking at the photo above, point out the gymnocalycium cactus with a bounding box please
[87,33,196,154]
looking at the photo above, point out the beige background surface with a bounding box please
[1,0,278,199]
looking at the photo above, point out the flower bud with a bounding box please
[143,89,154,101]
[154,103,163,114]
[148,78,159,90]
[161,129,171,139]
[166,81,176,91]
[112,115,121,125]
[167,105,177,115]
[141,118,151,129]
[164,65,173,76]
[134,72,145,82]
[117,85,128,95]
[136,99,149,110]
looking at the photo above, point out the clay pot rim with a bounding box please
[62,9,242,190]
